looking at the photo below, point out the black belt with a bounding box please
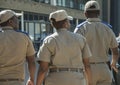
[49,68,83,73]
[90,62,106,64]
[0,78,24,82]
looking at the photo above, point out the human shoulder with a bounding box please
[43,33,57,43]
[72,32,83,37]
[74,21,87,33]
[71,32,86,41]
[100,21,114,34]
[101,21,112,28]
[15,30,29,36]
[76,21,87,29]
[15,30,32,41]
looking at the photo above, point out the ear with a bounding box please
[8,19,14,27]
[84,12,87,16]
[8,20,13,24]
[50,22,54,27]
[64,21,68,28]
[84,12,89,18]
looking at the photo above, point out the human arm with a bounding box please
[36,36,55,85]
[111,47,119,73]
[83,58,92,85]
[26,54,36,85]
[36,61,49,85]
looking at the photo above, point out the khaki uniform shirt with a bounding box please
[74,18,118,62]
[37,28,91,69]
[0,26,35,79]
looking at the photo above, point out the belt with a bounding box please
[90,62,106,64]
[0,78,24,82]
[49,68,83,73]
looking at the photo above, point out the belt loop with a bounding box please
[6,79,8,82]
[68,68,71,71]
[78,68,80,72]
[90,62,106,64]
[57,68,59,72]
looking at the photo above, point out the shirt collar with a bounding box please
[57,28,67,32]
[86,18,101,22]
[1,26,14,30]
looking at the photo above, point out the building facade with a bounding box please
[110,0,120,36]
[0,0,111,51]
[101,0,119,36]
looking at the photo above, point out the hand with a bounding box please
[88,82,93,85]
[111,63,118,73]
[26,79,34,85]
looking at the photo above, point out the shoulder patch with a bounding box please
[101,21,112,29]
[76,21,87,29]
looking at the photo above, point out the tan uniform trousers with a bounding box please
[44,71,86,85]
[91,63,112,85]
[0,81,24,85]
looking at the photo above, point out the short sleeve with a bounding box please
[74,26,86,37]
[37,37,56,62]
[82,38,92,58]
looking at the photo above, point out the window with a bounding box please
[62,0,65,7]
[39,0,44,3]
[29,22,34,41]
[23,12,53,51]
[65,0,70,7]
[44,16,48,22]
[70,0,74,8]
[25,22,29,32]
[34,14,39,20]
[39,16,44,20]
[44,0,50,4]
[35,23,40,40]
[24,14,28,20]
[56,0,88,10]
[29,14,34,20]
[57,0,62,6]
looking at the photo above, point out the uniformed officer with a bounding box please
[112,34,120,85]
[0,10,36,85]
[36,10,92,85]
[74,1,119,85]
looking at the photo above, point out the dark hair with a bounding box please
[89,5,96,9]
[50,18,67,29]
[0,21,8,27]
[0,16,14,27]
[85,10,100,18]
[86,10,100,14]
